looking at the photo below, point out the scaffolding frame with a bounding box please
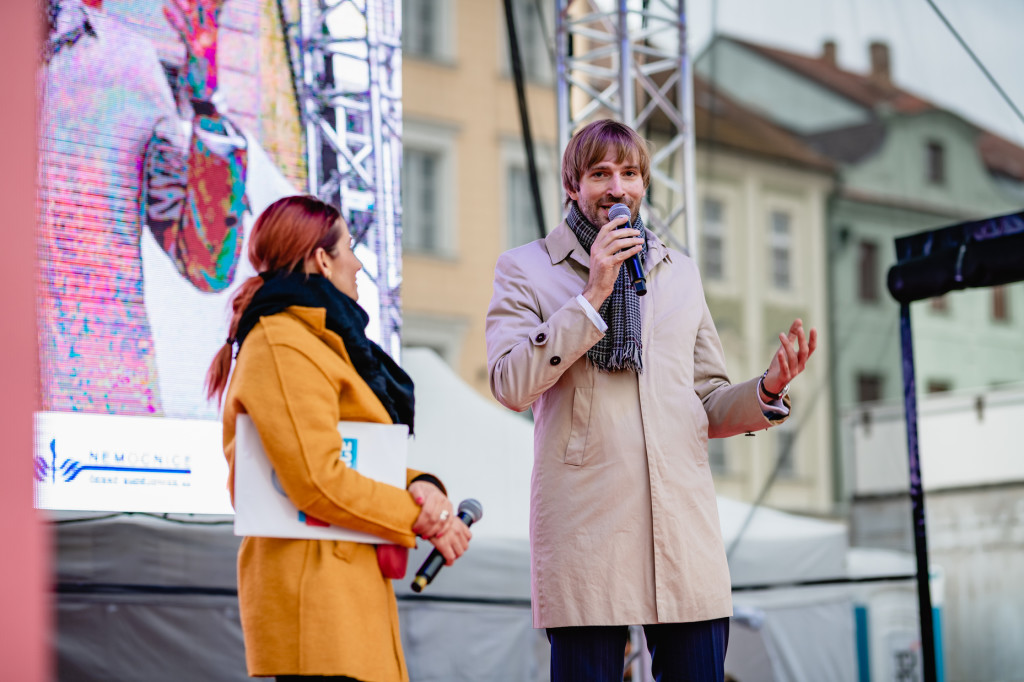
[555,0,697,258]
[291,0,404,356]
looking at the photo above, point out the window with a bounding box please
[402,0,453,61]
[507,0,555,84]
[769,210,792,289]
[926,140,945,185]
[992,285,1009,322]
[506,166,543,249]
[708,438,727,474]
[702,197,726,281]
[401,313,468,369]
[856,373,884,404]
[402,122,457,257]
[857,240,879,302]
[402,148,442,253]
[926,379,952,394]
[503,139,559,250]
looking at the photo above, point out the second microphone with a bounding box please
[410,498,483,593]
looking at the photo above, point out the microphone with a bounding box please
[410,498,483,593]
[608,203,647,296]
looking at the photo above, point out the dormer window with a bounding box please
[926,140,946,185]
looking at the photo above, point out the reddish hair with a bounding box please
[561,119,651,206]
[205,195,342,403]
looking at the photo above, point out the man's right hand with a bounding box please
[581,216,644,309]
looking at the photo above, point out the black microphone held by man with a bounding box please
[411,498,484,593]
[608,202,647,296]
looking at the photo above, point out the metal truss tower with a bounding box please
[555,0,698,258]
[292,0,404,357]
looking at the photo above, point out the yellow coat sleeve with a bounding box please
[233,325,423,548]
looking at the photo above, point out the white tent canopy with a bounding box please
[404,348,535,542]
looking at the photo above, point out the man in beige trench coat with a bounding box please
[486,120,816,682]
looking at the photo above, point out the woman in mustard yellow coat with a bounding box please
[206,196,471,681]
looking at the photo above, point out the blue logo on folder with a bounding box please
[341,438,358,469]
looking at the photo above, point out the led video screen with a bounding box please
[34,0,383,514]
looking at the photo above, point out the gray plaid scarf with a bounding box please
[566,202,646,373]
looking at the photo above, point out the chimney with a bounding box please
[821,40,837,67]
[869,41,891,86]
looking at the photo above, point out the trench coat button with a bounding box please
[535,332,547,343]
[550,356,561,366]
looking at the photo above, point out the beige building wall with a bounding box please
[402,0,559,398]
[692,148,834,514]
[401,1,835,514]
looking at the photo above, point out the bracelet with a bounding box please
[409,473,447,497]
[759,370,788,401]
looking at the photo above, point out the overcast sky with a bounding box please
[684,0,1024,146]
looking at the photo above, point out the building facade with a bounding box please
[400,2,838,514]
[697,36,1024,501]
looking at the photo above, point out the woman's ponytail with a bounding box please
[205,275,265,403]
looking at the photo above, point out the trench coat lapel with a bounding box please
[544,221,590,270]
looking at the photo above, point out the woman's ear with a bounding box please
[316,247,333,278]
[303,247,329,277]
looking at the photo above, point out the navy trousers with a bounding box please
[548,618,730,682]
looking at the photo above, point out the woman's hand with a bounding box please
[409,480,453,539]
[429,517,472,566]
[409,481,472,564]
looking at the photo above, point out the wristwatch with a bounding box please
[759,369,789,401]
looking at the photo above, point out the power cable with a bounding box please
[531,0,557,70]
[504,0,548,241]
[922,0,1024,128]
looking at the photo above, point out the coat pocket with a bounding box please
[564,387,593,466]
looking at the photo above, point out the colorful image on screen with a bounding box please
[35,0,311,512]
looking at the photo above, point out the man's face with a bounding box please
[567,149,645,227]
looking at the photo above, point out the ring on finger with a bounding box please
[439,510,450,522]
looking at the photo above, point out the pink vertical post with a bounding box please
[0,4,50,680]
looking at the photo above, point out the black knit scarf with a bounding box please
[235,272,415,433]
[566,202,645,373]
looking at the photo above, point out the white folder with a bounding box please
[233,414,409,542]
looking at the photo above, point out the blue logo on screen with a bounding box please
[341,438,358,469]
[34,439,192,484]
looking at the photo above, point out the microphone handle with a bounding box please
[612,210,647,296]
[410,550,445,592]
[627,254,647,295]
[410,510,475,593]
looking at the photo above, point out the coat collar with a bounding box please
[283,305,352,363]
[285,305,327,333]
[284,305,356,364]
[544,221,590,269]
[544,220,674,272]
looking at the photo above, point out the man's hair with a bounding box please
[561,119,651,206]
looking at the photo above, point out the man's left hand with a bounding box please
[763,318,817,397]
